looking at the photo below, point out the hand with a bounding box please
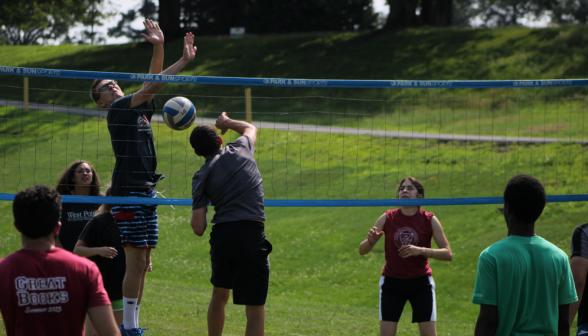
[98,247,118,259]
[367,227,384,246]
[215,112,230,135]
[398,245,424,258]
[141,20,164,45]
[147,262,153,272]
[182,32,197,62]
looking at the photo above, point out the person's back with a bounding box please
[476,235,574,335]
[0,185,118,336]
[0,248,110,336]
[472,174,576,336]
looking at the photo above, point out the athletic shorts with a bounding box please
[209,220,272,305]
[577,323,588,336]
[379,275,436,323]
[112,189,158,248]
[112,299,123,311]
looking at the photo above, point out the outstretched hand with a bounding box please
[367,227,384,245]
[141,19,164,45]
[182,32,197,62]
[215,112,230,135]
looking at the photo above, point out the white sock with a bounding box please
[123,297,138,329]
[135,305,141,327]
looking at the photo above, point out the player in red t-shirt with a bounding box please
[0,185,120,336]
[359,177,453,336]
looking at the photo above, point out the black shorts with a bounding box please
[379,275,436,323]
[209,220,272,305]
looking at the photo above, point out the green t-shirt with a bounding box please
[472,235,577,336]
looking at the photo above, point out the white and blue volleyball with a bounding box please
[162,97,196,131]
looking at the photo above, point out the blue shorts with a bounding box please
[112,189,158,248]
[577,323,588,336]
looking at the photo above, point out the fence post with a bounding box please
[245,87,252,123]
[24,77,29,112]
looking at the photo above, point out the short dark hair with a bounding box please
[398,176,425,198]
[90,79,104,104]
[13,185,62,239]
[504,174,546,223]
[55,160,101,196]
[190,125,221,157]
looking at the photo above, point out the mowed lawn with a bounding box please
[1,107,587,335]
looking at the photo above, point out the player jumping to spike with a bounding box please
[190,112,271,336]
[359,177,453,336]
[90,19,197,336]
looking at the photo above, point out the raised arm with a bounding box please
[215,112,258,145]
[359,213,386,255]
[130,32,197,109]
[398,216,453,261]
[140,19,165,106]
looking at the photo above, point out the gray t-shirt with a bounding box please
[192,135,266,223]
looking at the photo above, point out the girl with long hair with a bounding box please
[359,177,453,336]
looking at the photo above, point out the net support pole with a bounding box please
[23,76,29,112]
[245,87,252,123]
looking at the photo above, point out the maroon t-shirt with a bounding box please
[0,248,110,336]
[382,208,434,279]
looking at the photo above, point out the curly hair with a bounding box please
[190,125,221,157]
[398,176,425,198]
[55,160,101,196]
[504,174,546,223]
[13,185,62,239]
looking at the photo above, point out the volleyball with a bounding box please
[162,97,196,130]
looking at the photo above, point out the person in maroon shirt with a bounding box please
[359,177,453,336]
[0,185,119,336]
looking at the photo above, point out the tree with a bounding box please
[180,0,377,36]
[0,0,94,45]
[108,0,158,41]
[383,0,453,29]
[159,0,182,39]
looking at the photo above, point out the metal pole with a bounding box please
[24,77,29,112]
[245,87,252,123]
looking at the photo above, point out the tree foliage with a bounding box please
[383,0,453,29]
[178,0,377,36]
[108,0,157,41]
[0,0,91,45]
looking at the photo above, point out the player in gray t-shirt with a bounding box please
[190,112,271,336]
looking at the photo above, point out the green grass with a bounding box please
[2,27,588,138]
[1,101,587,335]
[2,27,588,335]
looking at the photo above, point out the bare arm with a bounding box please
[474,304,498,336]
[359,213,386,255]
[191,206,207,237]
[215,112,258,145]
[130,32,197,109]
[73,240,117,259]
[569,256,588,325]
[87,305,120,336]
[559,304,571,336]
[398,216,453,261]
[141,19,165,106]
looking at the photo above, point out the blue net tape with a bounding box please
[1,194,587,206]
[0,66,585,89]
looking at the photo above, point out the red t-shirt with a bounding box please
[382,208,434,279]
[0,248,111,336]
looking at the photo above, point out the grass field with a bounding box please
[1,105,587,335]
[1,27,588,335]
[2,27,588,138]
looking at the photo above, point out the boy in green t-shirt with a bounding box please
[472,174,577,336]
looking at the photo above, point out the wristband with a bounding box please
[370,239,378,246]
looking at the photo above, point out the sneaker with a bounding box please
[118,324,145,336]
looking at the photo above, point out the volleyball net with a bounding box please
[1,66,587,206]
